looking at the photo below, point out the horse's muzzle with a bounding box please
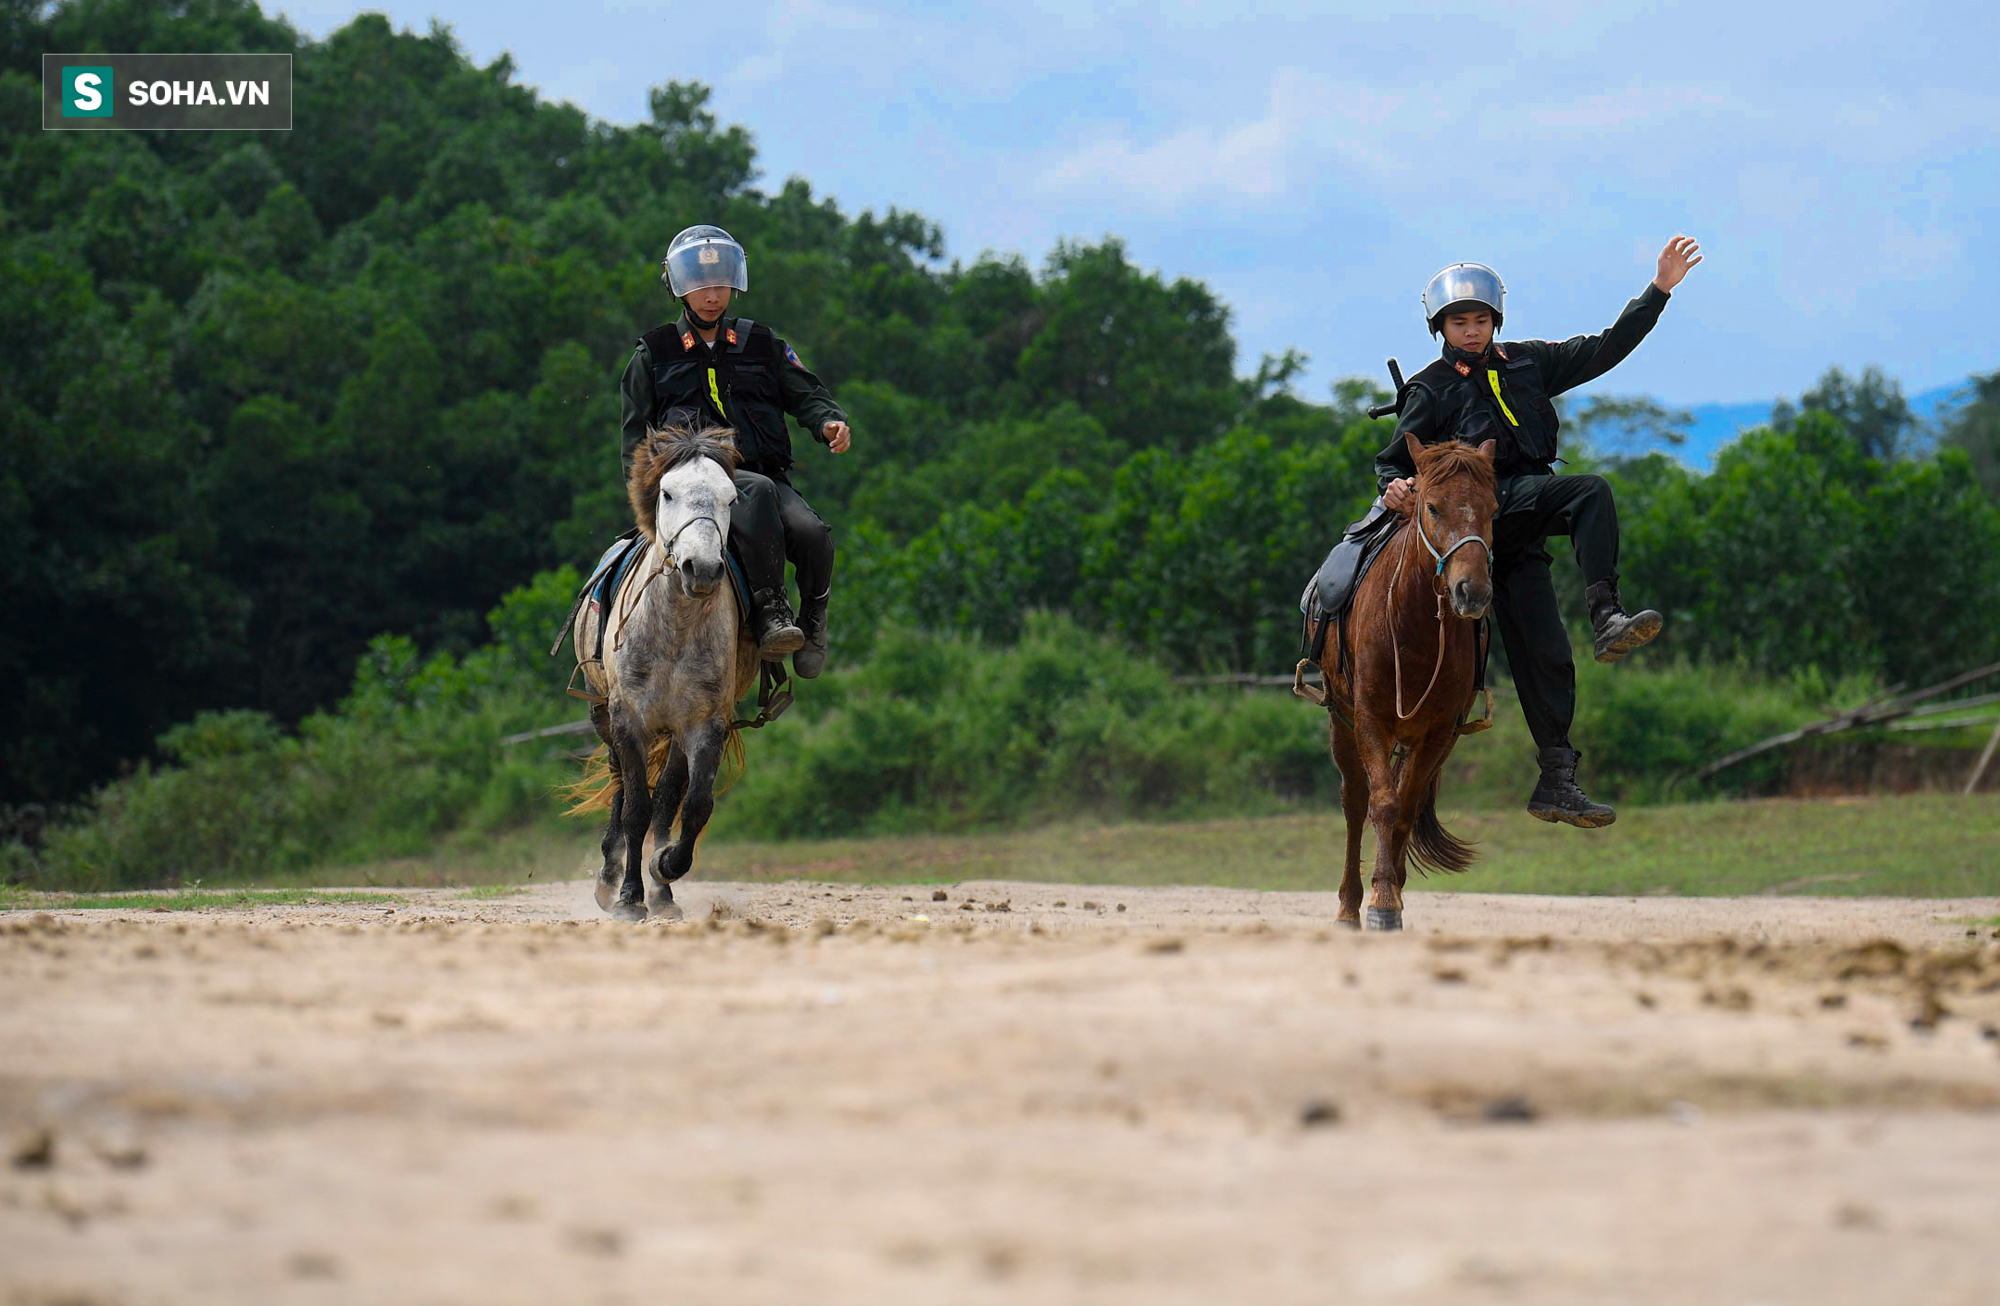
[1451,577,1492,621]
[680,557,722,596]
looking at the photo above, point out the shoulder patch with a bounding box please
[1492,343,1508,361]
[784,343,806,370]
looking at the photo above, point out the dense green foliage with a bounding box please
[1,0,1276,804]
[1941,370,2000,497]
[1771,364,1920,462]
[22,601,1839,889]
[5,2,1998,888]
[18,568,580,888]
[1618,411,2000,685]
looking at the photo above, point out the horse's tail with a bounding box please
[1406,766,1478,875]
[715,726,746,796]
[563,735,675,815]
[563,724,749,815]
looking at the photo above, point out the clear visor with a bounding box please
[1422,264,1504,321]
[664,241,748,297]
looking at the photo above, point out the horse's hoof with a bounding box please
[1334,917,1361,931]
[656,848,694,884]
[1365,907,1403,932]
[645,884,682,920]
[605,901,648,922]
[592,878,618,912]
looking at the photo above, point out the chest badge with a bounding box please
[679,330,696,352]
[725,327,739,347]
[1453,360,1471,376]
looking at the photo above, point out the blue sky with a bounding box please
[275,0,2000,411]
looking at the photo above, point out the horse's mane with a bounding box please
[1417,440,1498,492]
[627,424,742,541]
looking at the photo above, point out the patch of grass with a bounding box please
[686,793,2000,899]
[0,887,406,912]
[455,884,529,899]
[156,793,2000,902]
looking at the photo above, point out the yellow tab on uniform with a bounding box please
[1486,370,1519,426]
[707,367,725,418]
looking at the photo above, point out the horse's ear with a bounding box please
[1403,430,1427,468]
[1476,439,1497,461]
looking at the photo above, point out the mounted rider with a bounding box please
[1355,236,1701,827]
[616,224,850,678]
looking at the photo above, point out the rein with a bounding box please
[1388,483,1491,721]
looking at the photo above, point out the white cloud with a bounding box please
[1033,69,1423,211]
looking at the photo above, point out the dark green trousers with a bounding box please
[1491,473,1620,750]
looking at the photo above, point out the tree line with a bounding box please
[4,0,1998,813]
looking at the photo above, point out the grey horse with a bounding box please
[571,426,758,921]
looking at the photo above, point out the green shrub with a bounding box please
[709,615,1343,841]
[28,569,585,890]
[21,570,1875,890]
[1571,654,1851,801]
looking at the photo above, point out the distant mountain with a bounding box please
[1614,380,1969,470]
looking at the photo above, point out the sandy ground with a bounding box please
[4,881,2000,1305]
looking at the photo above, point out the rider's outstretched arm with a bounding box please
[1525,234,1700,397]
[1521,284,1671,398]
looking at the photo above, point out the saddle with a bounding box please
[549,531,753,697]
[1298,502,1403,670]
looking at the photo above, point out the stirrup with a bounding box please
[1291,659,1326,706]
[732,661,795,731]
[567,661,608,705]
[1457,686,1494,735]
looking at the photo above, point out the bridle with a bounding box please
[1415,507,1490,576]
[611,496,726,652]
[1389,474,1492,720]
[659,511,723,568]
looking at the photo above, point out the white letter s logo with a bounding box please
[73,72,102,112]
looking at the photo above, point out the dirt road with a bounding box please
[5,882,1999,1304]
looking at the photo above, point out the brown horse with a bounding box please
[1311,434,1498,930]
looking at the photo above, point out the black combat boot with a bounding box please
[1586,579,1663,664]
[1527,746,1616,828]
[793,588,829,680]
[749,588,805,662]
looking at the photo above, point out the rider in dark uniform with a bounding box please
[1371,236,1702,827]
[617,225,851,678]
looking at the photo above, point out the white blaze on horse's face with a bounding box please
[1410,439,1498,623]
[655,457,737,598]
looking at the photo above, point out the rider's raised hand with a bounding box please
[822,420,851,454]
[1383,477,1416,513]
[1653,235,1702,293]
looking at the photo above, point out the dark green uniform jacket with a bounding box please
[620,313,846,480]
[1375,282,1671,486]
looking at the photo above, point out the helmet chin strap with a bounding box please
[680,296,724,331]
